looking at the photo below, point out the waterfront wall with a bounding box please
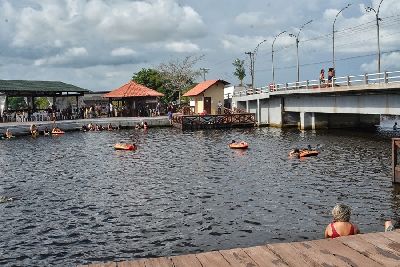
[0,116,171,136]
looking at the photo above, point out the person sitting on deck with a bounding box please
[384,220,399,231]
[324,204,360,239]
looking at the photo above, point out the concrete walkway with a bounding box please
[0,116,171,136]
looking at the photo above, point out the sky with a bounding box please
[0,0,399,91]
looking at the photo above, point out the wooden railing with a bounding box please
[172,112,256,130]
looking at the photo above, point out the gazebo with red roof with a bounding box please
[183,79,229,115]
[103,81,164,117]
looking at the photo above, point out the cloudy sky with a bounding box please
[0,0,399,91]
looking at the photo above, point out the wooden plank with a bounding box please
[103,262,117,267]
[117,259,146,267]
[219,248,259,266]
[170,254,203,267]
[311,239,381,267]
[195,251,232,267]
[266,242,317,267]
[359,232,400,256]
[339,234,400,266]
[379,230,400,243]
[290,240,354,267]
[143,257,173,267]
[242,246,289,266]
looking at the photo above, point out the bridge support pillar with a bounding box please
[300,112,314,130]
[393,138,400,184]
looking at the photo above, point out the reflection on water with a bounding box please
[0,127,399,266]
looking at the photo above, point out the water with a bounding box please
[0,127,400,266]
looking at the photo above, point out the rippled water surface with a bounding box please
[1,127,400,266]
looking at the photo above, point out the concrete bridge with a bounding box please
[233,70,400,129]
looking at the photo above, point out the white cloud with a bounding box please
[165,41,199,53]
[235,12,276,28]
[111,48,136,57]
[361,52,400,72]
[34,47,88,66]
[7,0,206,48]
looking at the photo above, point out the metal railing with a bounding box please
[233,70,400,97]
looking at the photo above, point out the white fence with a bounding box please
[234,70,400,97]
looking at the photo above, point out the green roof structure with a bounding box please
[0,80,91,96]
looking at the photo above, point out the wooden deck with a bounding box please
[79,230,400,267]
[172,113,256,130]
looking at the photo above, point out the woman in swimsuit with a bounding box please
[324,204,360,238]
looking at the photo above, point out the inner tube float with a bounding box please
[52,129,65,135]
[114,143,136,151]
[229,142,249,149]
[299,150,319,158]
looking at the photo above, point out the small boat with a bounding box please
[229,141,249,149]
[114,143,136,151]
[299,150,319,157]
[52,130,65,135]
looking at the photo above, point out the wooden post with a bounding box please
[393,138,400,183]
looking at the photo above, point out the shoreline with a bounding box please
[0,116,171,136]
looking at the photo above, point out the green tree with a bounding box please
[7,97,27,110]
[34,97,50,110]
[131,68,173,104]
[233,58,246,86]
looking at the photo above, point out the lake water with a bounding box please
[1,127,400,266]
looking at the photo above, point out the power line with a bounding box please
[255,48,400,73]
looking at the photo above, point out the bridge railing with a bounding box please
[232,70,400,97]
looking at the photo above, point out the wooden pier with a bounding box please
[79,230,400,267]
[172,113,256,130]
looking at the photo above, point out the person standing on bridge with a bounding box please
[319,69,325,85]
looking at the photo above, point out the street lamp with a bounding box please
[245,39,267,88]
[289,20,312,83]
[272,31,286,85]
[333,3,351,72]
[366,0,384,74]
[253,39,267,88]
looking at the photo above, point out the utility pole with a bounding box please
[289,20,312,83]
[245,51,255,88]
[200,68,210,81]
[366,0,384,75]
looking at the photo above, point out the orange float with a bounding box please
[299,150,319,157]
[114,143,136,151]
[51,129,65,135]
[229,141,249,149]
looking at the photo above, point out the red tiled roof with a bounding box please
[103,81,164,98]
[183,79,229,97]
